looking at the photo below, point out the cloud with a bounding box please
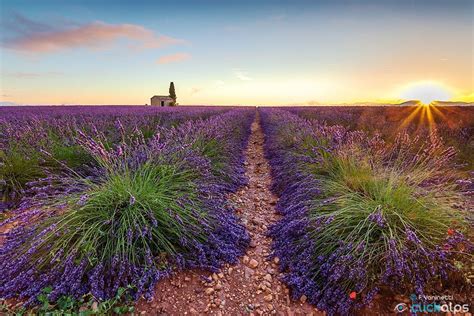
[5,71,63,78]
[2,14,183,53]
[233,68,252,81]
[156,52,191,64]
[190,87,202,95]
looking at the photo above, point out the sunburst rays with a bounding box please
[398,102,455,136]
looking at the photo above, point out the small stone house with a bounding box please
[150,95,174,106]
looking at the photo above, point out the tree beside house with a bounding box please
[169,82,177,106]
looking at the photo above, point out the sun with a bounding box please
[419,96,435,105]
[398,87,455,134]
[399,81,452,105]
[420,100,431,106]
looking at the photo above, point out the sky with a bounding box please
[0,0,473,105]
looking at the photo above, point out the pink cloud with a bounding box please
[6,71,63,78]
[157,52,191,64]
[3,15,183,53]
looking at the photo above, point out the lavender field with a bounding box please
[0,105,472,315]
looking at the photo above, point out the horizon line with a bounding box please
[2,100,474,107]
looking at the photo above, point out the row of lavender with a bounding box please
[0,106,230,210]
[0,107,254,306]
[287,105,474,171]
[261,108,472,315]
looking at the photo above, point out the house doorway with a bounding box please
[161,101,164,106]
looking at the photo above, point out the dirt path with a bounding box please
[136,113,322,315]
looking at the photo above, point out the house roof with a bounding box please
[151,95,173,99]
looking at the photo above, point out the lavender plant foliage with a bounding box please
[0,107,254,305]
[0,106,231,208]
[261,108,472,315]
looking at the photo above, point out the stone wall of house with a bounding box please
[150,96,174,106]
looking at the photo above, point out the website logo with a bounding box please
[394,294,470,314]
[394,303,408,312]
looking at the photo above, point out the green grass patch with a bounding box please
[33,161,208,269]
[1,148,44,203]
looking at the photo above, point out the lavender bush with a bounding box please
[0,106,230,209]
[289,105,474,170]
[261,108,472,315]
[0,107,254,306]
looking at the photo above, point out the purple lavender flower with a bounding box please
[129,194,136,206]
[77,194,89,206]
[406,228,421,244]
[368,207,385,228]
